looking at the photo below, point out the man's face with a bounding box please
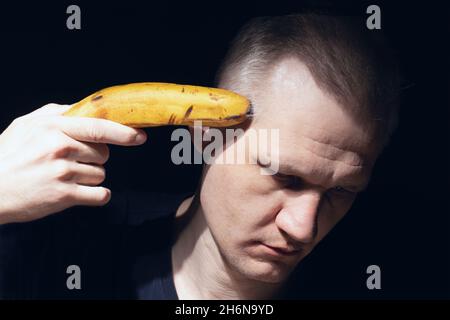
[199,58,380,283]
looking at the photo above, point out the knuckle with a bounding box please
[53,144,73,159]
[47,134,73,158]
[91,143,110,165]
[52,184,73,204]
[94,166,106,184]
[52,160,74,181]
[126,131,137,143]
[11,115,39,130]
[42,103,59,108]
[11,116,24,127]
[88,122,105,143]
[38,103,59,114]
[29,117,56,133]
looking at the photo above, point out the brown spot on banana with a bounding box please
[95,108,109,119]
[208,93,220,101]
[168,114,176,125]
[183,105,194,121]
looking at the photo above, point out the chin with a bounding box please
[234,257,293,284]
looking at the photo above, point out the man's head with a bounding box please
[195,14,400,284]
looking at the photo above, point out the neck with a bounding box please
[172,196,280,300]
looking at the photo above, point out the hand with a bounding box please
[0,103,147,224]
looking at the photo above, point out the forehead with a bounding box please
[251,57,378,155]
[248,57,379,187]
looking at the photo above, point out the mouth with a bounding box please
[258,242,301,257]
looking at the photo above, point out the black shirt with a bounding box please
[0,191,192,299]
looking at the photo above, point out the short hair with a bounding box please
[215,13,401,146]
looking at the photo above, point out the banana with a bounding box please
[63,82,251,127]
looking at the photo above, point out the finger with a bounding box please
[69,163,106,186]
[71,185,111,206]
[57,116,147,146]
[26,103,73,117]
[68,141,110,165]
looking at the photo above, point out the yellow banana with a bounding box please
[63,82,251,127]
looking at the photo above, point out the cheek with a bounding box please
[200,164,279,243]
[200,164,249,239]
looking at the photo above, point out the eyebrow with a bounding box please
[262,159,369,192]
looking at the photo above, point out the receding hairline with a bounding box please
[215,13,401,146]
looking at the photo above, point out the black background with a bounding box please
[0,0,448,299]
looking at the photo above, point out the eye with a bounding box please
[328,186,356,196]
[323,186,356,207]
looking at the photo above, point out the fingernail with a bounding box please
[135,132,147,144]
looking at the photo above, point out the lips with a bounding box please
[260,242,301,257]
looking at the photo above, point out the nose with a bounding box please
[275,191,321,245]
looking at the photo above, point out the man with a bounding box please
[0,14,400,299]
